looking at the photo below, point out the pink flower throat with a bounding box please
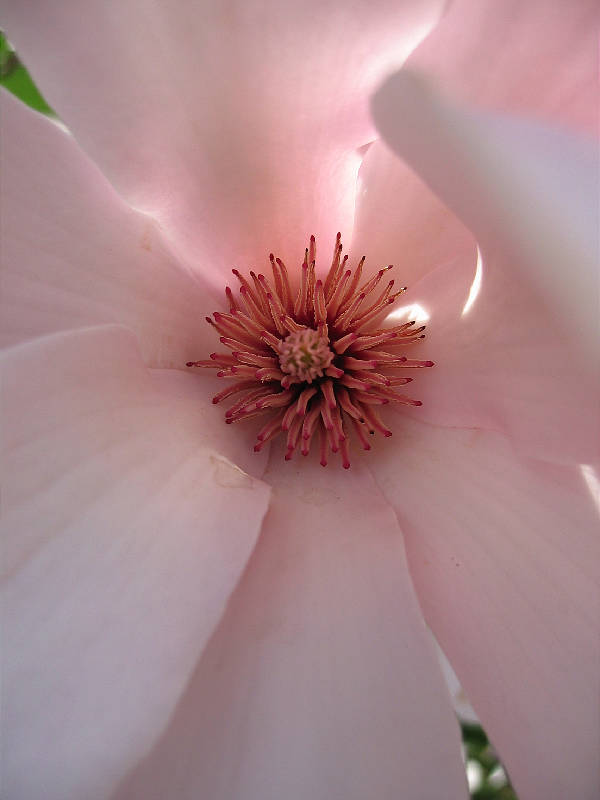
[187,234,433,468]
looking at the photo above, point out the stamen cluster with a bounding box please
[188,234,433,468]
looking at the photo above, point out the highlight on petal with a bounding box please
[460,245,482,316]
[114,453,468,800]
[579,463,600,516]
[2,0,446,268]
[369,417,600,800]
[406,0,599,136]
[386,251,599,465]
[1,325,271,800]
[370,69,598,370]
[1,88,218,366]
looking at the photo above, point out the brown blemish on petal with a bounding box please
[140,225,153,252]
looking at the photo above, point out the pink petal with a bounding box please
[351,138,477,285]
[2,0,444,268]
[114,452,468,800]
[371,70,598,370]
[368,72,598,463]
[407,0,598,136]
[2,324,271,800]
[1,89,219,366]
[369,417,600,800]
[388,253,598,465]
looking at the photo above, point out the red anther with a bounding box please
[319,426,329,467]
[321,401,334,431]
[340,435,351,469]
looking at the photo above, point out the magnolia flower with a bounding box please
[2,2,598,799]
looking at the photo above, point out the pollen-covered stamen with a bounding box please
[187,234,434,468]
[278,327,334,383]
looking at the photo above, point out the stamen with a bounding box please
[239,285,273,328]
[275,257,294,313]
[302,401,323,441]
[269,253,285,307]
[257,411,287,442]
[337,255,364,315]
[211,380,259,404]
[220,335,269,353]
[281,314,305,334]
[326,269,352,320]
[225,286,240,312]
[255,366,286,382]
[333,292,366,330]
[324,232,343,300]
[319,425,329,467]
[314,280,327,325]
[187,235,433,467]
[339,424,351,469]
[224,386,274,416]
[233,352,278,368]
[335,386,363,420]
[294,253,309,321]
[229,365,259,379]
[282,402,300,431]
[348,332,396,351]
[210,313,255,343]
[285,415,303,460]
[260,330,282,349]
[342,356,377,370]
[296,386,318,415]
[339,374,372,391]
[332,331,358,354]
[186,359,225,369]
[357,267,391,302]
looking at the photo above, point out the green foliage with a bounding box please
[462,722,518,799]
[0,32,54,115]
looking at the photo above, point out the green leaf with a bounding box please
[1,31,55,115]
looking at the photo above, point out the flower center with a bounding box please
[278,328,334,383]
[186,234,433,468]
